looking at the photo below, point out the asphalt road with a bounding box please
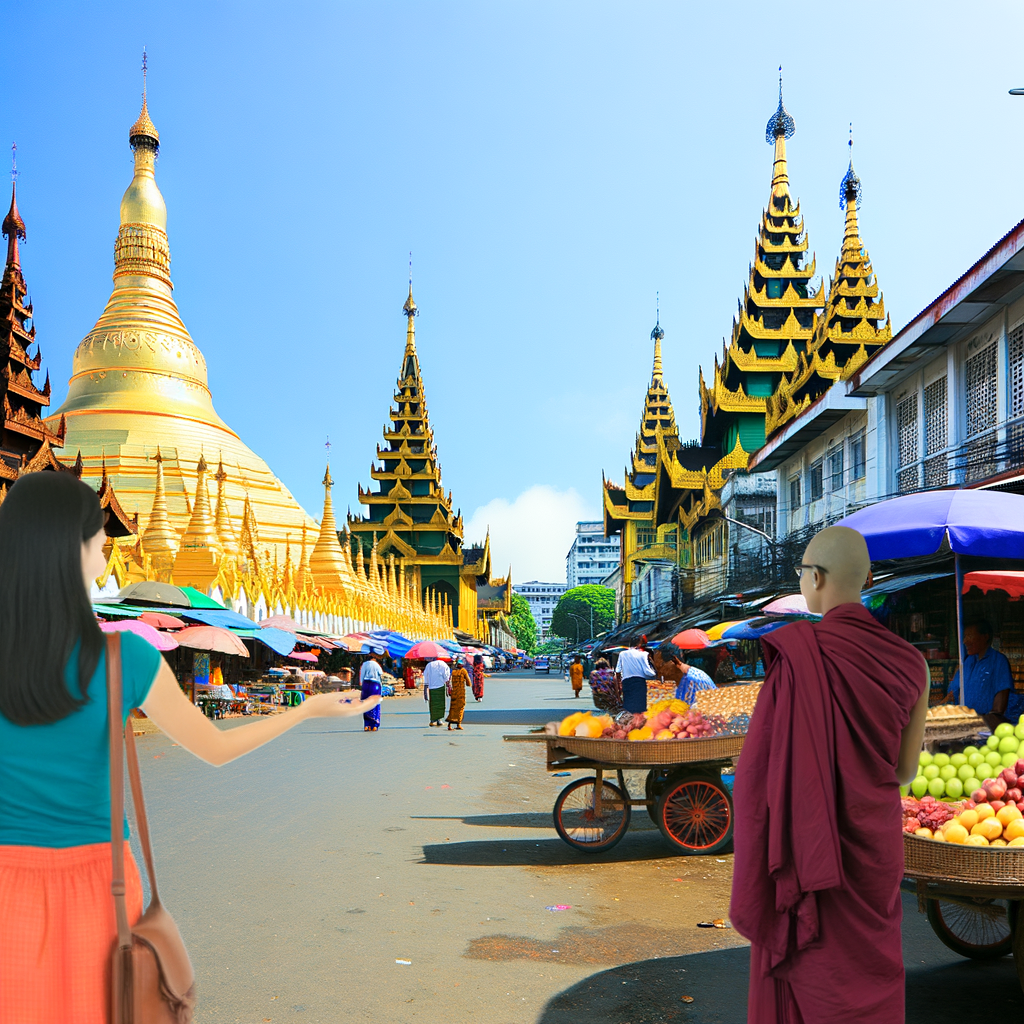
[132,671,1022,1023]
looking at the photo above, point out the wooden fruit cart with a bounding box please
[903,834,1024,992]
[503,732,744,855]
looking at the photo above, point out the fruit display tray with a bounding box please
[903,833,1024,888]
[555,733,745,766]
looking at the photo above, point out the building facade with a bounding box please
[566,521,620,588]
[513,581,567,641]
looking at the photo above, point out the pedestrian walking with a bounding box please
[471,654,485,701]
[423,656,450,726]
[0,473,378,1024]
[589,657,622,715]
[359,647,385,731]
[730,526,928,1023]
[569,654,584,697]
[447,657,470,730]
[614,642,656,714]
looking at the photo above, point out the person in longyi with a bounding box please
[447,656,470,730]
[730,526,929,1024]
[569,654,584,697]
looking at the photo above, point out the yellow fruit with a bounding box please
[1004,819,1024,841]
[972,818,1003,841]
[996,805,1023,827]
[932,830,947,842]
[655,729,674,741]
[991,839,1008,847]
[1007,836,1024,847]
[956,809,979,831]
[574,718,604,738]
[976,803,996,821]
[559,712,586,737]
[965,834,990,846]
[942,822,969,844]
[628,726,653,741]
[914,827,933,838]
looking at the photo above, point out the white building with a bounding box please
[566,521,620,588]
[513,581,567,640]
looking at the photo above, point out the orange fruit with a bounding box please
[914,827,933,838]
[972,818,1003,841]
[1007,836,1024,847]
[975,803,996,821]
[1004,819,1024,841]
[942,822,969,844]
[956,809,979,830]
[991,838,1008,847]
[965,834,990,846]
[996,804,1023,827]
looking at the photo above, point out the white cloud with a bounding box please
[465,485,599,584]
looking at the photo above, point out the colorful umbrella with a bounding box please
[963,570,1024,599]
[138,611,186,630]
[174,625,249,657]
[722,617,794,641]
[99,618,179,652]
[289,652,318,663]
[337,635,371,653]
[405,640,453,661]
[669,628,712,649]
[762,594,813,616]
[115,582,191,607]
[260,614,306,632]
[704,620,745,642]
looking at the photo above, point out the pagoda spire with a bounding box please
[173,455,222,589]
[142,447,178,578]
[651,299,665,384]
[213,457,239,559]
[309,461,350,590]
[402,256,419,377]
[766,67,795,199]
[3,146,24,273]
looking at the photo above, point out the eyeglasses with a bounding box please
[794,564,828,579]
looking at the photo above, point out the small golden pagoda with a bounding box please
[765,143,892,436]
[48,71,317,551]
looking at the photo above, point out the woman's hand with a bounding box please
[302,691,380,719]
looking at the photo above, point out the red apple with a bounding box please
[962,799,977,809]
[1007,788,1023,804]
[1017,801,1024,813]
[984,777,1008,801]
[972,789,988,804]
[1015,759,1024,778]
[991,800,1007,813]
[1000,769,1018,788]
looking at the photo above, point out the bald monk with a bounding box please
[730,526,929,1024]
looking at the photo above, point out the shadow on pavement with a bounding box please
[535,894,1023,1024]
[412,811,663,830]
[421,831,671,867]
[462,709,579,725]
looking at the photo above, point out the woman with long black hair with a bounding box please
[0,473,379,1024]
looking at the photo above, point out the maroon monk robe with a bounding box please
[730,602,925,1024]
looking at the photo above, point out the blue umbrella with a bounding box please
[722,616,797,641]
[366,630,416,658]
[838,489,1024,703]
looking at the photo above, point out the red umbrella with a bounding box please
[405,640,453,661]
[174,625,249,657]
[963,570,1024,599]
[669,628,712,649]
[138,611,187,630]
[99,619,179,652]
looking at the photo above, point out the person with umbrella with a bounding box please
[359,647,385,731]
[423,655,450,727]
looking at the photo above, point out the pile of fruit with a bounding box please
[692,684,762,718]
[557,701,749,742]
[902,791,1024,846]
[905,719,1024,802]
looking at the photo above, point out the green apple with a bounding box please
[968,752,986,768]
[911,776,929,798]
[1015,722,1024,741]
[950,753,968,768]
[1002,751,1020,768]
[998,736,1020,754]
[994,722,1015,738]
[923,764,941,780]
[980,764,999,780]
[957,764,975,781]
[963,745,979,757]
[963,777,982,795]
[939,765,958,782]
[944,777,964,799]
[919,750,934,766]
[985,750,1004,767]
[987,735,1001,750]
[927,778,947,798]
[933,752,951,768]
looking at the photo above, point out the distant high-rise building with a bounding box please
[566,521,619,589]
[513,580,566,640]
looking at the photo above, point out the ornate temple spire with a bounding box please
[3,147,25,274]
[173,454,222,588]
[295,522,311,591]
[765,67,795,198]
[142,447,178,577]
[402,257,419,377]
[839,130,863,252]
[213,457,239,559]
[651,300,665,384]
[129,49,160,150]
[310,462,350,590]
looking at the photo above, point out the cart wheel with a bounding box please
[645,769,670,825]
[924,897,1014,960]
[553,777,631,853]
[656,773,733,855]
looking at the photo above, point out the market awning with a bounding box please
[861,572,952,599]
[179,607,262,630]
[231,627,297,656]
[963,570,1024,599]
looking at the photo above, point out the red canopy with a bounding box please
[138,611,187,630]
[963,570,1024,599]
[405,640,453,661]
[669,628,712,650]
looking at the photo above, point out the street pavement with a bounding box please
[133,670,1022,1023]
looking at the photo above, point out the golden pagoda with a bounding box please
[765,141,892,436]
[48,70,316,558]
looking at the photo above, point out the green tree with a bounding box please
[508,591,538,653]
[550,585,616,641]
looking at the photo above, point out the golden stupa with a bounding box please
[49,78,314,550]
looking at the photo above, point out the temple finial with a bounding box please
[404,252,418,320]
[3,150,25,270]
[765,66,796,144]
[651,297,664,383]
[325,434,332,464]
[10,143,16,185]
[840,123,862,212]
[129,47,159,148]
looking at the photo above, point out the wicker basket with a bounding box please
[555,734,744,765]
[903,833,1024,886]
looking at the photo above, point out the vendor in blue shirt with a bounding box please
[651,641,718,705]
[947,620,1014,731]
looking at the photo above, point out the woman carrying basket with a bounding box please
[0,474,379,1024]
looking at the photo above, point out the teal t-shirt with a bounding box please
[0,632,162,848]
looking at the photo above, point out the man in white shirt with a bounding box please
[615,644,656,715]
[423,656,451,727]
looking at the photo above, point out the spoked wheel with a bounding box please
[553,777,631,853]
[925,897,1014,959]
[656,773,733,855]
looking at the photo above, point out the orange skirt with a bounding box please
[0,841,143,1024]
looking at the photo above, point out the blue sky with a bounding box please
[8,2,1024,581]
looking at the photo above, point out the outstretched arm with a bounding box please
[896,657,930,786]
[141,661,379,767]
